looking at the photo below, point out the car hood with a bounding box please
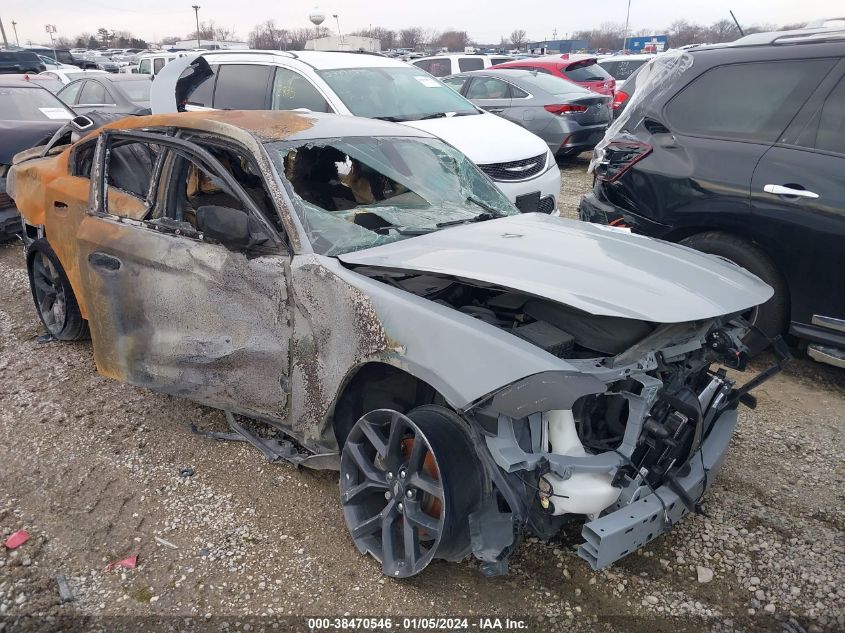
[339,213,773,323]
[400,112,549,166]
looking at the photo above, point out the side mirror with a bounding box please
[196,205,252,251]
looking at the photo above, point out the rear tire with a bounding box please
[27,239,88,341]
[680,231,788,354]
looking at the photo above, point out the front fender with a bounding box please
[327,258,584,409]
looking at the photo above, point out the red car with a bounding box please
[491,54,615,97]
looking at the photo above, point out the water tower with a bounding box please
[309,8,326,28]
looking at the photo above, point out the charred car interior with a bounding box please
[7,110,786,580]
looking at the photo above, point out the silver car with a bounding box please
[444,69,612,158]
[9,110,779,580]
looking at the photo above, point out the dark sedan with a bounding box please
[443,69,611,158]
[0,76,74,240]
[57,75,151,116]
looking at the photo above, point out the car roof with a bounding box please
[198,49,409,70]
[449,68,596,93]
[0,75,53,88]
[598,53,656,62]
[96,110,437,143]
[416,53,511,60]
[98,74,151,82]
[494,55,598,69]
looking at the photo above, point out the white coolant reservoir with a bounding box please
[541,409,622,517]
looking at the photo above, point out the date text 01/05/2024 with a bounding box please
[306,616,529,630]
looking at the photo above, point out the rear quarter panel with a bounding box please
[9,149,94,319]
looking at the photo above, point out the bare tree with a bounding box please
[573,22,625,50]
[187,20,238,43]
[351,27,396,50]
[706,19,739,43]
[399,27,423,49]
[160,35,180,45]
[509,28,527,49]
[667,19,705,46]
[437,30,471,52]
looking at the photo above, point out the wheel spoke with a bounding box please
[403,517,419,568]
[342,477,389,504]
[380,501,401,571]
[33,276,57,297]
[350,511,384,539]
[406,434,427,474]
[385,413,406,468]
[359,419,388,459]
[345,440,386,484]
[404,504,441,537]
[407,471,442,498]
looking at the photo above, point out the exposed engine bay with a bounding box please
[351,265,783,573]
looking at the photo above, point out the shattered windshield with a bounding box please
[317,67,479,121]
[265,136,518,256]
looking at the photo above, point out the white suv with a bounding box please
[412,54,513,77]
[152,50,559,212]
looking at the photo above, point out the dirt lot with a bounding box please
[1,159,843,633]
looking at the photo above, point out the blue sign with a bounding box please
[627,35,669,52]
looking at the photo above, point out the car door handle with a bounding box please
[763,184,819,199]
[88,252,122,271]
[487,108,504,113]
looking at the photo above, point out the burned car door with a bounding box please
[74,129,293,420]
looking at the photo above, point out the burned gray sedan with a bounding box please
[9,110,782,579]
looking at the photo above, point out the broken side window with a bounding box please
[264,136,519,256]
[104,139,161,220]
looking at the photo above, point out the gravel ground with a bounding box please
[1,162,843,633]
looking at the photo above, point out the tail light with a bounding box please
[595,141,652,182]
[544,104,588,115]
[612,90,629,110]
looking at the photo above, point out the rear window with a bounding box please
[517,72,592,96]
[458,57,484,72]
[665,59,836,143]
[414,58,450,77]
[115,79,151,102]
[213,64,272,109]
[0,87,72,121]
[564,61,610,82]
[599,59,648,81]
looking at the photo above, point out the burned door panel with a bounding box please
[75,216,292,420]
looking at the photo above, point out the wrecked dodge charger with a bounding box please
[8,110,785,578]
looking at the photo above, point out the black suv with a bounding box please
[0,51,46,74]
[580,27,845,368]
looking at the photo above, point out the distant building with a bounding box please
[304,35,380,52]
[625,35,669,53]
[526,39,589,55]
[174,39,248,50]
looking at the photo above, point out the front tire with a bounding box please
[27,239,88,341]
[680,231,788,353]
[339,406,481,578]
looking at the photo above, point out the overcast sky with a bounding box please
[2,0,832,45]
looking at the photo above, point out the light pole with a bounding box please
[623,0,632,52]
[192,5,201,49]
[12,20,19,45]
[332,14,342,43]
